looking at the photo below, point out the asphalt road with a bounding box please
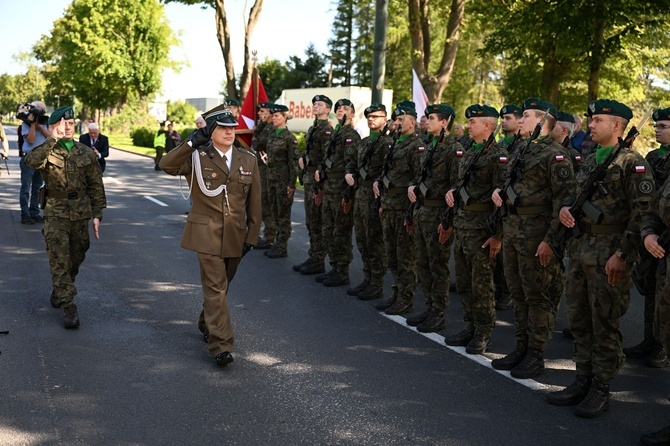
[1,127,669,445]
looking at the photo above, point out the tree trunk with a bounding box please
[238,0,264,99]
[409,0,465,103]
[215,0,238,100]
[587,0,605,104]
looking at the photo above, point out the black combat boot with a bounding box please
[465,332,490,355]
[547,375,592,406]
[495,294,513,311]
[623,337,655,358]
[444,328,474,347]
[292,258,312,272]
[50,290,62,309]
[510,347,544,379]
[358,285,383,301]
[646,342,668,368]
[406,310,431,327]
[63,304,80,329]
[491,344,527,370]
[346,280,369,296]
[375,295,396,311]
[256,238,273,250]
[575,379,609,418]
[641,424,670,445]
[323,271,350,287]
[416,311,445,333]
[384,300,413,315]
[266,246,287,258]
[301,261,326,275]
[316,270,336,283]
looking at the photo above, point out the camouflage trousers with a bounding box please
[259,163,276,241]
[267,179,294,249]
[641,251,659,340]
[197,254,240,356]
[656,258,670,353]
[493,252,509,296]
[43,217,90,306]
[454,228,495,336]
[566,258,631,383]
[503,234,561,351]
[354,185,387,286]
[304,180,325,262]
[382,207,416,305]
[415,207,451,312]
[322,189,353,273]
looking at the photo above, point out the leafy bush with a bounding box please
[106,100,158,134]
[180,128,194,141]
[130,126,155,148]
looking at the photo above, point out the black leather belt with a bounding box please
[47,190,80,199]
[463,203,494,212]
[507,204,551,215]
[423,199,448,208]
[580,223,626,234]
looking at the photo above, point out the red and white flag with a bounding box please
[236,68,269,149]
[412,69,428,118]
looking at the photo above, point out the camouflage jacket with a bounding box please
[266,128,299,189]
[645,146,670,189]
[502,135,575,245]
[641,175,670,240]
[302,119,333,185]
[24,137,106,221]
[345,131,393,185]
[323,124,360,194]
[569,147,654,264]
[453,141,508,231]
[252,120,273,164]
[379,133,424,211]
[410,134,461,222]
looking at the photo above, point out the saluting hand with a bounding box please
[51,118,66,141]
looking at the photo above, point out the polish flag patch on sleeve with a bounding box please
[345,138,352,144]
[555,155,565,162]
[456,150,464,157]
[418,146,425,152]
[575,155,582,161]
[499,156,508,163]
[636,165,646,173]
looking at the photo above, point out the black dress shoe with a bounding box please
[444,328,474,347]
[347,280,369,296]
[301,261,326,275]
[323,272,350,287]
[215,351,234,366]
[202,331,210,343]
[358,285,383,301]
[375,296,396,310]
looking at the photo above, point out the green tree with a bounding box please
[352,0,375,87]
[256,58,291,102]
[328,0,354,86]
[167,100,198,125]
[34,0,177,116]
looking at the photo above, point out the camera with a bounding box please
[16,102,49,125]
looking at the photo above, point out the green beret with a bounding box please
[203,104,238,127]
[225,99,240,107]
[270,104,289,114]
[395,106,417,118]
[396,100,415,110]
[312,95,332,107]
[587,99,633,120]
[557,111,575,123]
[364,103,386,117]
[465,104,499,119]
[48,106,74,125]
[653,108,670,122]
[522,98,558,119]
[500,104,522,117]
[334,98,354,113]
[425,104,456,119]
[257,102,273,110]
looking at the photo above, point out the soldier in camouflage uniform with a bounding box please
[373,104,423,315]
[24,106,107,328]
[294,95,333,275]
[494,104,523,311]
[405,104,460,332]
[548,100,655,418]
[314,99,360,287]
[253,102,275,249]
[639,112,670,442]
[624,107,670,369]
[264,104,298,259]
[490,98,575,379]
[445,104,508,352]
[344,103,392,300]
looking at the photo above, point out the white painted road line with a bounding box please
[382,313,547,391]
[144,196,168,207]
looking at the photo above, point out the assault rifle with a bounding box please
[632,229,670,295]
[405,126,447,227]
[314,114,347,195]
[343,122,390,202]
[376,120,404,211]
[440,123,502,229]
[487,109,550,232]
[549,110,653,258]
[298,117,318,186]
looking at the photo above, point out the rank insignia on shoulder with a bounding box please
[499,156,508,163]
[456,150,463,157]
[555,155,565,162]
[418,146,425,152]
[635,165,646,173]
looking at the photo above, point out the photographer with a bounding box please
[19,101,51,224]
